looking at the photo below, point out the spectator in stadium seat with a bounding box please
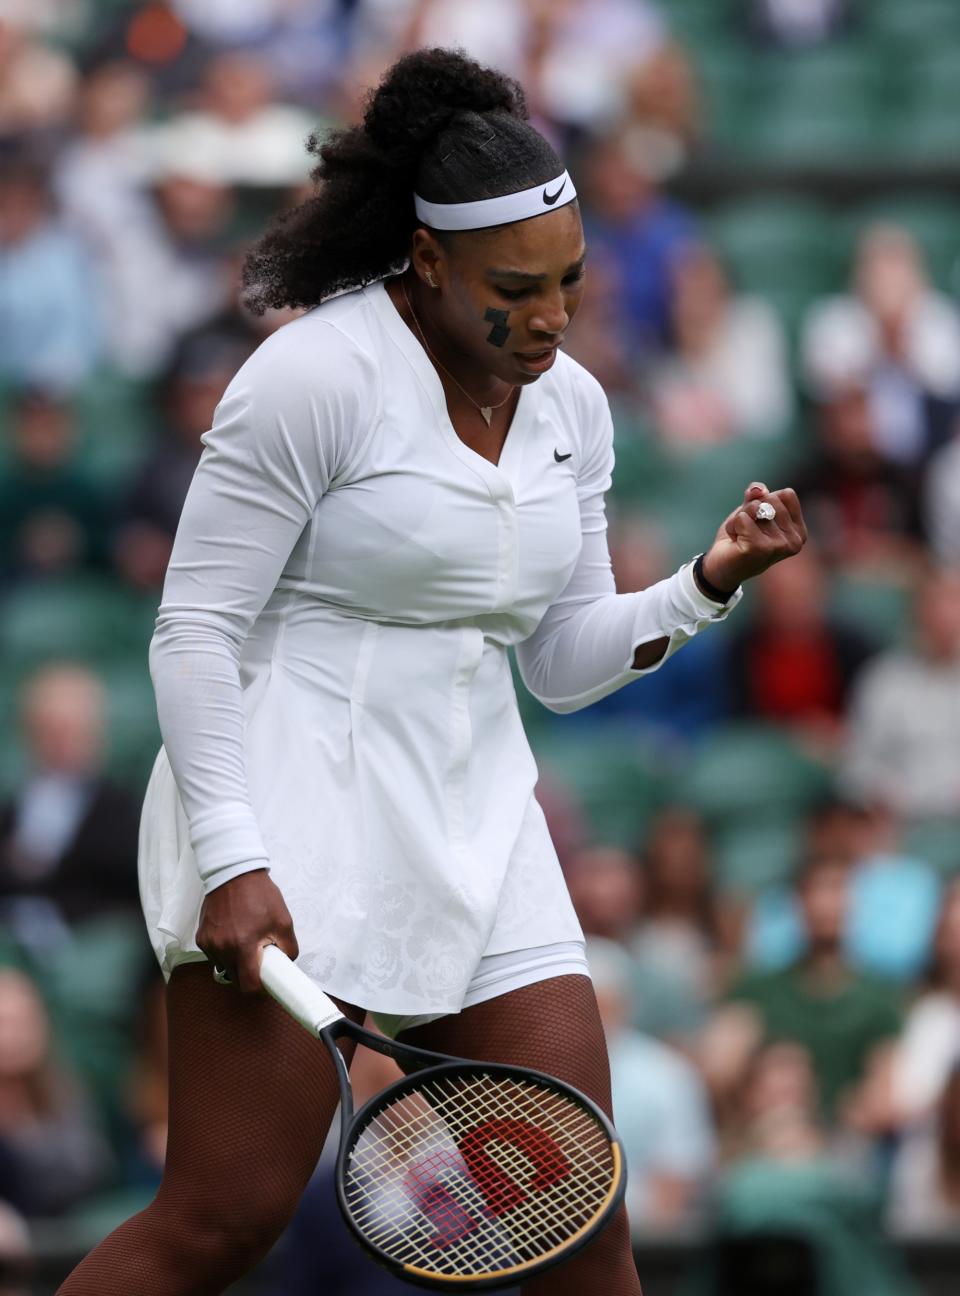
[85,129,237,379]
[890,883,960,1129]
[726,545,877,751]
[115,328,254,589]
[0,155,104,393]
[565,845,643,945]
[749,799,941,986]
[0,968,109,1216]
[0,387,110,587]
[651,244,793,447]
[0,15,77,137]
[120,974,166,1184]
[55,59,169,380]
[152,50,315,188]
[923,413,960,564]
[578,125,696,357]
[624,40,700,157]
[630,807,731,1041]
[802,224,960,471]
[841,567,960,818]
[0,665,142,942]
[714,856,902,1126]
[889,1062,960,1234]
[721,1039,827,1163]
[790,380,924,571]
[705,1038,916,1296]
[588,937,716,1231]
[745,0,854,48]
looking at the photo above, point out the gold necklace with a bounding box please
[401,278,516,427]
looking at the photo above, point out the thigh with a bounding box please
[396,973,612,1118]
[157,963,364,1219]
[398,976,641,1293]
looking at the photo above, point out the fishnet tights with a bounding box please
[399,975,643,1295]
[56,964,360,1296]
[57,969,640,1295]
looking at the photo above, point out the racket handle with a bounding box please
[259,945,345,1037]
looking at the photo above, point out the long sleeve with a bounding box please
[149,320,376,893]
[516,390,741,714]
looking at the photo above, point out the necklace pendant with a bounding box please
[480,406,493,426]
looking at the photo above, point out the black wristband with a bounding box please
[692,553,736,604]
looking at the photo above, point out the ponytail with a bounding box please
[242,48,562,313]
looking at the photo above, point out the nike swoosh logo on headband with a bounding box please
[542,180,567,205]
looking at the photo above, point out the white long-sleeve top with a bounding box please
[139,279,740,1013]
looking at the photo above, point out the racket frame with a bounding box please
[331,1048,625,1291]
[259,945,626,1290]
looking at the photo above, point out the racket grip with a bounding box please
[259,945,345,1036]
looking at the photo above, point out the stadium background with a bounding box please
[2,0,960,1291]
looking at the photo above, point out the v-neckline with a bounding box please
[368,277,532,486]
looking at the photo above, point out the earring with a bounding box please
[425,271,438,288]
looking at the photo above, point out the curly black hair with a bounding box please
[242,48,564,314]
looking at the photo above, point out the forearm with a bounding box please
[517,558,741,714]
[150,614,270,892]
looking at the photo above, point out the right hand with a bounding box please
[196,868,299,994]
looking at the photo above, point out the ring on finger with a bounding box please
[756,501,776,522]
[212,965,233,986]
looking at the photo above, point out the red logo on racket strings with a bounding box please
[460,1118,571,1214]
[407,1119,571,1250]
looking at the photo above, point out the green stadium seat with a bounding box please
[72,367,154,490]
[63,1186,157,1253]
[660,0,736,42]
[690,41,753,150]
[826,572,911,648]
[634,439,797,566]
[0,671,24,799]
[883,46,960,162]
[681,723,833,828]
[902,818,960,875]
[713,818,805,893]
[0,577,156,673]
[608,423,673,509]
[710,197,842,329]
[531,728,670,849]
[866,0,960,50]
[743,100,880,163]
[100,660,161,793]
[759,46,880,103]
[739,46,883,162]
[841,195,960,292]
[0,916,151,1144]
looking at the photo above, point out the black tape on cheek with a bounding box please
[484,308,511,348]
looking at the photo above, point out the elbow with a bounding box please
[532,692,589,716]
[149,610,244,683]
[520,674,591,716]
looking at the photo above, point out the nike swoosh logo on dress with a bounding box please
[542,180,567,205]
[554,449,573,462]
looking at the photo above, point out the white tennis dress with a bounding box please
[139,278,742,1017]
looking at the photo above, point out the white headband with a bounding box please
[414,170,577,231]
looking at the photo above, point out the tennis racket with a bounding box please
[256,943,626,1291]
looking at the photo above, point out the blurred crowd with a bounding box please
[1,0,960,1292]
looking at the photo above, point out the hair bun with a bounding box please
[364,47,527,167]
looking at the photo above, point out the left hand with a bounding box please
[700,482,807,593]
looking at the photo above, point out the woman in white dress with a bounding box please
[59,48,806,1295]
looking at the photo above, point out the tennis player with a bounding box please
[59,48,806,1295]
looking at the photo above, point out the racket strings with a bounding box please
[342,1068,617,1279]
[347,1083,611,1254]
